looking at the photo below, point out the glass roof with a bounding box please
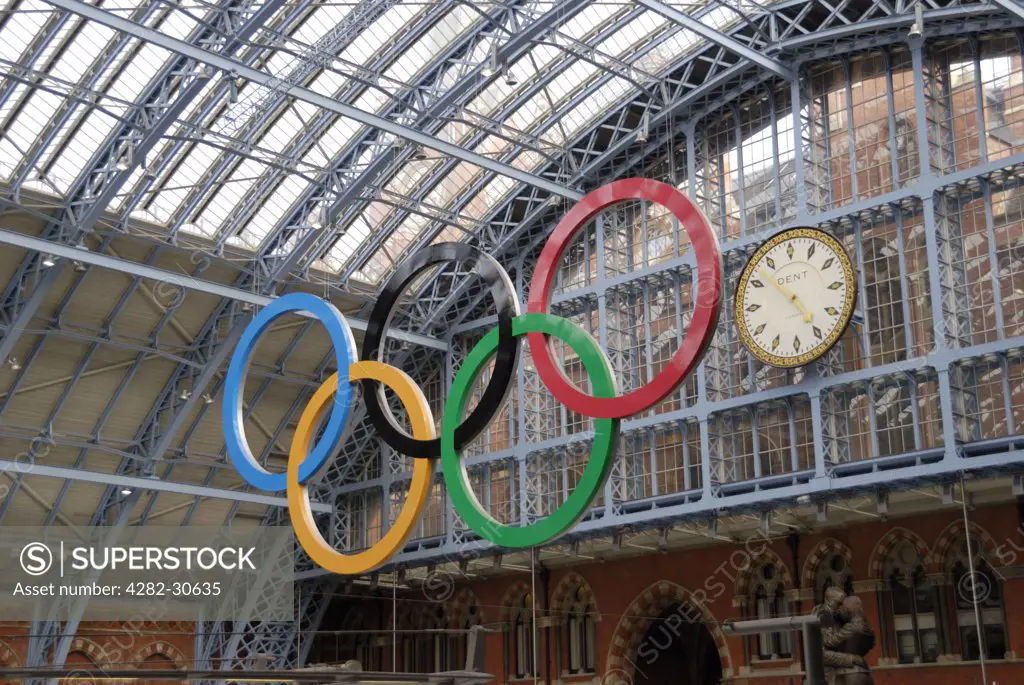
[0,0,762,285]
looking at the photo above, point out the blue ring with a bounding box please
[223,293,356,492]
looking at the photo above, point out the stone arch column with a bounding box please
[927,520,999,573]
[133,641,187,669]
[550,571,599,619]
[446,587,485,627]
[868,527,930,578]
[499,580,531,628]
[734,547,794,598]
[65,638,112,667]
[604,581,732,683]
[801,537,853,589]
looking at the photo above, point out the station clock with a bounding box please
[734,227,857,368]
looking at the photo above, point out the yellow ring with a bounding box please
[287,360,435,575]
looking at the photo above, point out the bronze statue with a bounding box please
[813,587,874,685]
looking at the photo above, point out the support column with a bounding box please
[994,565,1024,660]
[851,579,885,666]
[927,573,958,662]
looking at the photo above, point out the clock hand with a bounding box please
[760,269,813,323]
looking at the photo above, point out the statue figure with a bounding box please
[813,587,874,685]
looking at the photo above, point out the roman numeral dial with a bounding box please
[734,228,857,368]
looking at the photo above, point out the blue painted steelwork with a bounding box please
[251,0,592,287]
[0,0,285,369]
[636,0,791,78]
[1,0,1023,676]
[193,1,454,247]
[320,16,1024,582]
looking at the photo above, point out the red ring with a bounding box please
[526,178,723,419]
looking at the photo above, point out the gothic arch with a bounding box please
[133,641,187,669]
[801,538,853,588]
[550,571,600,619]
[735,547,794,598]
[344,605,380,630]
[868,527,930,578]
[927,520,1000,572]
[64,638,112,667]
[446,587,485,627]
[499,580,531,624]
[605,581,732,679]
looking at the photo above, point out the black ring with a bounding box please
[361,243,520,459]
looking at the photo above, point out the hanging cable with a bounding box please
[393,577,398,672]
[960,477,988,685]
[531,548,538,685]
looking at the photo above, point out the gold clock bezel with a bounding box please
[734,227,857,369]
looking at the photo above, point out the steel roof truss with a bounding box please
[262,0,593,285]
[43,0,582,200]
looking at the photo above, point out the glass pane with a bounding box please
[896,630,917,664]
[890,575,914,615]
[914,580,934,612]
[920,629,940,663]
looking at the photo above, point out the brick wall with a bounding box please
[0,621,193,674]
[327,503,1024,685]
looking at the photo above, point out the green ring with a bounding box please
[441,312,619,548]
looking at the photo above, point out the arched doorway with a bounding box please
[141,652,181,685]
[605,582,731,685]
[633,603,722,685]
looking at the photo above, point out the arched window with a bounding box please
[398,605,450,673]
[510,592,535,679]
[564,584,597,674]
[341,610,378,670]
[427,605,448,673]
[451,601,481,671]
[141,652,179,685]
[815,552,854,604]
[398,609,418,672]
[751,562,792,660]
[862,236,907,366]
[885,541,939,664]
[950,539,1007,661]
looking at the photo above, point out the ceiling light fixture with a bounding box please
[412,147,428,161]
[41,254,56,268]
[202,393,215,405]
[484,40,499,75]
[73,261,87,273]
[636,112,650,143]
[227,71,240,104]
[120,487,133,496]
[115,145,132,171]
[142,155,156,180]
[503,60,518,87]
[178,389,192,401]
[908,3,924,38]
[6,358,21,371]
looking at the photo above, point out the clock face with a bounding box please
[735,228,856,368]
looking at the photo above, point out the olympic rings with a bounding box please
[442,313,619,547]
[221,178,721,574]
[224,292,356,492]
[361,243,520,459]
[288,361,435,575]
[527,178,722,419]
